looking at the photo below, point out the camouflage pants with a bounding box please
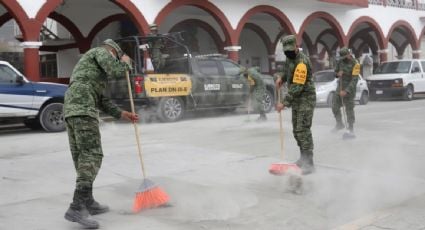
[151,49,165,71]
[332,94,355,126]
[66,116,103,190]
[252,88,265,114]
[291,99,315,151]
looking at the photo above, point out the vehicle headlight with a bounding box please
[392,78,403,87]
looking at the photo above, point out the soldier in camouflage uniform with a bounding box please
[63,39,138,229]
[241,66,267,121]
[332,47,360,139]
[275,35,316,175]
[148,23,165,71]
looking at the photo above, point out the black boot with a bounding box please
[86,187,109,215]
[64,189,99,229]
[295,151,307,168]
[300,150,315,175]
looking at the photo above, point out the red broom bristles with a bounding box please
[132,186,170,213]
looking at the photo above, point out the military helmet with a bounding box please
[103,39,123,58]
[281,35,297,51]
[339,47,350,57]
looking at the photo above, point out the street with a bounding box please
[1,99,425,230]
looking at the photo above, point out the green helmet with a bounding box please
[103,39,123,58]
[339,47,350,57]
[281,35,297,51]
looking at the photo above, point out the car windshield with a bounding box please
[374,61,411,74]
[313,71,335,82]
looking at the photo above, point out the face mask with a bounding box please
[284,50,297,60]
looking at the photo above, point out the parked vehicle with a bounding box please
[367,59,425,100]
[106,36,276,122]
[0,61,67,132]
[313,69,369,107]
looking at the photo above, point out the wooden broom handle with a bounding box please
[278,89,284,160]
[125,71,147,178]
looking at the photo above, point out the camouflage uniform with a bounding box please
[277,35,316,174]
[332,47,360,132]
[247,67,266,120]
[64,39,130,228]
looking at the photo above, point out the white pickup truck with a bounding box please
[367,59,425,100]
[0,61,68,132]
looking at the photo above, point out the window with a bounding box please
[0,64,17,84]
[221,60,240,76]
[40,54,58,78]
[411,61,421,73]
[198,60,219,76]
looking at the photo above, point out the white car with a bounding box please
[0,61,67,132]
[313,69,369,107]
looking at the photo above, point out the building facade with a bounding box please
[1,0,425,82]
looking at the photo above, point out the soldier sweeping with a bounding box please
[275,35,316,175]
[241,66,267,121]
[331,47,360,139]
[63,39,138,229]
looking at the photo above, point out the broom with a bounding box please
[124,70,170,213]
[339,74,354,139]
[269,87,301,175]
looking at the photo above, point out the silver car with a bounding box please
[313,69,369,107]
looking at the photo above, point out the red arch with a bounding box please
[387,20,419,50]
[347,16,386,50]
[169,19,224,52]
[113,0,150,35]
[244,23,273,54]
[0,0,29,39]
[235,5,295,44]
[48,12,86,51]
[298,11,345,47]
[86,14,129,47]
[155,0,234,45]
[0,12,12,27]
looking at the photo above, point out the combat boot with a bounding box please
[331,121,344,133]
[64,189,99,229]
[300,150,315,175]
[257,112,267,122]
[343,125,356,139]
[86,187,109,215]
[294,151,307,168]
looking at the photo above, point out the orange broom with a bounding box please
[125,70,170,213]
[269,87,301,175]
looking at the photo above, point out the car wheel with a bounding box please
[39,102,65,132]
[262,90,274,113]
[157,97,184,122]
[403,85,414,101]
[327,92,335,107]
[359,91,369,105]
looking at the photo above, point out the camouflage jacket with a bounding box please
[279,51,316,107]
[247,67,265,91]
[64,47,130,119]
[335,58,360,96]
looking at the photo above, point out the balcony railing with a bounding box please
[369,0,425,10]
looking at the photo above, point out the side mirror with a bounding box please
[16,75,25,85]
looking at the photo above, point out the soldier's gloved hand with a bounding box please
[275,102,285,112]
[121,111,139,122]
[121,55,131,65]
[339,90,347,97]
